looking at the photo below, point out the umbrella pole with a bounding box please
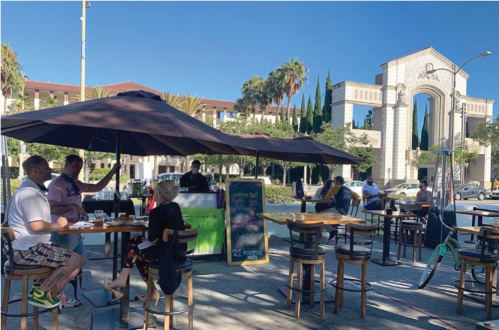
[112,132,122,281]
[255,151,259,179]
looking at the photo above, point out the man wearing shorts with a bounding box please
[48,154,119,306]
[7,156,80,308]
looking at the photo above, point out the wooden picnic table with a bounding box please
[362,210,418,266]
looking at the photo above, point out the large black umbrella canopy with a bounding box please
[226,132,362,165]
[1,90,252,156]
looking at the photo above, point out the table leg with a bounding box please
[371,216,400,266]
[120,232,131,321]
[112,232,119,280]
[301,201,306,213]
[104,233,111,257]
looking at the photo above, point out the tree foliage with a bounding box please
[299,95,308,134]
[471,115,499,148]
[282,58,308,120]
[306,96,314,134]
[313,77,322,133]
[292,106,298,132]
[322,71,332,124]
[420,105,429,150]
[1,42,24,113]
[412,99,419,149]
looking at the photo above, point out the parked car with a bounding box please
[385,183,432,196]
[454,184,487,200]
[491,189,499,200]
[344,180,365,196]
[20,173,59,188]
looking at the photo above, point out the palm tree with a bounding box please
[242,76,264,119]
[161,91,183,109]
[41,97,59,109]
[178,93,205,118]
[258,78,273,118]
[11,93,30,112]
[234,96,251,117]
[70,85,111,102]
[282,58,308,119]
[1,42,24,114]
[268,68,286,119]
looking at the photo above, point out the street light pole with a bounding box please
[78,1,90,180]
[432,51,492,203]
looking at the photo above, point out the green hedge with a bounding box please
[89,168,109,181]
[2,179,23,197]
[265,185,293,204]
[388,193,417,201]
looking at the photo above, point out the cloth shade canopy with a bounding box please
[0,90,254,156]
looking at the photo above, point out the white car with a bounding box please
[344,180,365,196]
[241,176,272,185]
[385,183,432,196]
[491,189,499,200]
[20,173,59,188]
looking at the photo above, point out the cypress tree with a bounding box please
[280,105,286,123]
[420,105,429,150]
[300,95,308,133]
[313,77,323,133]
[322,71,333,124]
[307,96,314,134]
[292,106,298,132]
[412,99,419,149]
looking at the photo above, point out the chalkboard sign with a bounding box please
[225,178,269,266]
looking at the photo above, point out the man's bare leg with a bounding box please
[39,252,80,293]
[60,254,87,304]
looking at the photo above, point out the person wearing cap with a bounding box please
[179,159,210,193]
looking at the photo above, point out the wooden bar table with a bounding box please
[362,210,417,266]
[59,222,148,329]
[455,208,499,241]
[258,212,365,304]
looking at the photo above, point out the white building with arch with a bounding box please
[331,47,494,189]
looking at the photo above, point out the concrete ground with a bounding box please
[1,229,497,330]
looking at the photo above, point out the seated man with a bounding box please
[321,176,360,241]
[362,175,386,211]
[179,159,209,193]
[6,156,80,308]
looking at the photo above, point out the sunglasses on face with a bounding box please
[419,186,424,188]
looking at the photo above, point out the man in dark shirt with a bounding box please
[179,160,210,193]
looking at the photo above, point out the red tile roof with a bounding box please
[23,80,301,113]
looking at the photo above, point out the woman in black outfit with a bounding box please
[105,180,186,304]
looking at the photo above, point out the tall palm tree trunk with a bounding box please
[286,97,292,123]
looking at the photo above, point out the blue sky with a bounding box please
[2,1,498,131]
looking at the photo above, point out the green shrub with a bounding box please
[2,179,23,197]
[271,178,282,185]
[89,168,110,181]
[265,185,293,204]
[388,193,417,201]
[119,174,129,183]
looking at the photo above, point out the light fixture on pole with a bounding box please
[427,50,491,202]
[78,1,91,180]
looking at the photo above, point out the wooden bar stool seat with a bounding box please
[455,227,499,320]
[330,224,377,318]
[285,220,326,319]
[143,226,200,330]
[397,221,424,262]
[1,227,59,330]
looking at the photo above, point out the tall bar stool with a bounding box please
[331,224,377,318]
[455,226,499,320]
[1,227,59,330]
[334,199,361,245]
[397,221,424,262]
[285,220,326,319]
[143,226,200,330]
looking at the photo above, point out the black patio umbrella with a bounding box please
[1,90,258,214]
[225,132,362,178]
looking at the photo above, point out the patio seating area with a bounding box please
[1,231,494,330]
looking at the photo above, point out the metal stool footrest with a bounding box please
[330,278,373,293]
[452,279,497,295]
[1,298,58,317]
[284,278,328,294]
[143,296,195,316]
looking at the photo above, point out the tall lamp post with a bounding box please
[428,50,491,203]
[78,1,91,180]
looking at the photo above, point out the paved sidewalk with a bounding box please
[1,234,495,330]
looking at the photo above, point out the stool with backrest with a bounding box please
[334,199,361,245]
[455,226,499,320]
[285,220,326,319]
[397,220,424,262]
[331,224,377,318]
[1,227,59,330]
[143,226,200,330]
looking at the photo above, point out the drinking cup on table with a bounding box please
[494,218,499,228]
[94,210,104,226]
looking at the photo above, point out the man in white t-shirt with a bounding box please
[362,175,386,211]
[7,156,80,308]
